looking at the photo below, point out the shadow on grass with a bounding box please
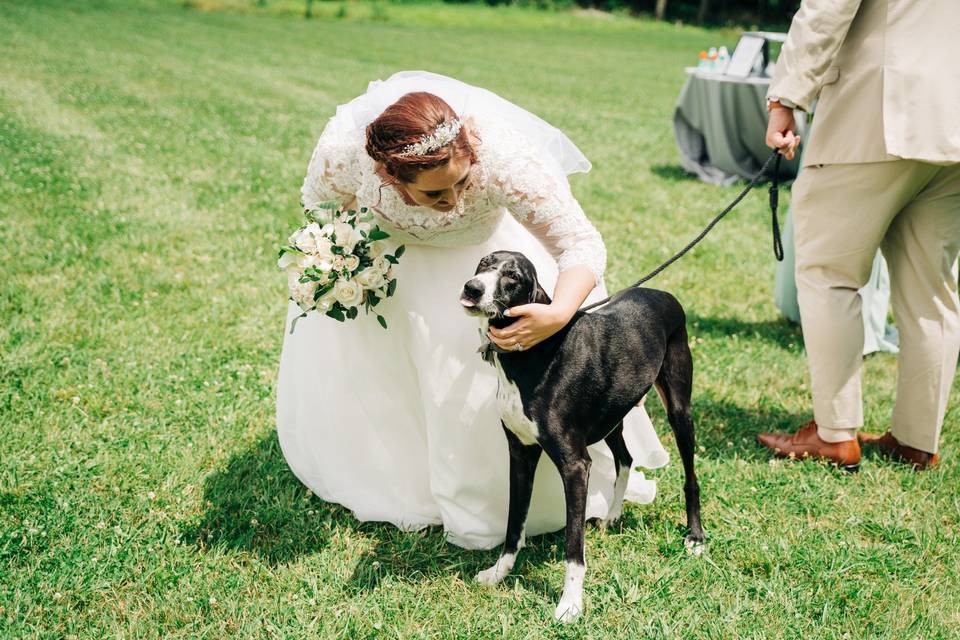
[183,433,353,565]
[344,523,571,596]
[690,391,809,461]
[184,432,508,576]
[188,388,807,583]
[342,507,690,597]
[185,431,680,596]
[649,164,700,183]
[687,311,803,353]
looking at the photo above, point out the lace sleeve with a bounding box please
[483,125,607,284]
[300,117,363,211]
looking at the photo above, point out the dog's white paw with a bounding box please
[554,599,583,623]
[600,508,622,528]
[684,536,705,556]
[475,553,515,586]
[475,566,505,586]
[554,561,585,622]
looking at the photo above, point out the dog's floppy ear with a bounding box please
[518,257,552,306]
[531,281,551,305]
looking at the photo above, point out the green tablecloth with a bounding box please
[673,69,805,186]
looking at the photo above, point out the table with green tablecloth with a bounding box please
[673,68,805,186]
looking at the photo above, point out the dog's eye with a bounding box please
[501,271,519,282]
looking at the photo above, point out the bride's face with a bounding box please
[402,155,472,212]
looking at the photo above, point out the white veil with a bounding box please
[325,70,592,183]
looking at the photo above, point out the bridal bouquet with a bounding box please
[278,203,404,332]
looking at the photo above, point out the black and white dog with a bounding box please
[460,250,704,622]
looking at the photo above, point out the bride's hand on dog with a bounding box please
[488,304,572,350]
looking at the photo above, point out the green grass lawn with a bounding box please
[2,1,958,637]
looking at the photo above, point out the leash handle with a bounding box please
[769,153,784,262]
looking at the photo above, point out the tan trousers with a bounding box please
[792,160,960,453]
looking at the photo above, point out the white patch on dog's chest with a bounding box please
[494,359,539,445]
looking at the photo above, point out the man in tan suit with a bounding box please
[757,0,960,470]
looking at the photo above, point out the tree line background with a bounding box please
[292,0,801,27]
[458,0,801,25]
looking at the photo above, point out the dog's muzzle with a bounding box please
[460,277,495,317]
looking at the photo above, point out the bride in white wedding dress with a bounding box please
[276,71,669,550]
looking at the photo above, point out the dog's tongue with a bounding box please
[459,297,477,308]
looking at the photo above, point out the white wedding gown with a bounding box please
[276,71,669,550]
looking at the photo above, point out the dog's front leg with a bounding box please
[476,427,541,585]
[551,449,591,623]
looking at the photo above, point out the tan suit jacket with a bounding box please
[769,0,960,167]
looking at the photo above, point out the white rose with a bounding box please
[333,221,363,253]
[277,251,301,270]
[287,269,305,290]
[295,252,334,279]
[333,278,364,308]
[292,223,321,253]
[291,280,318,311]
[297,253,319,269]
[344,255,360,272]
[332,255,346,271]
[314,236,335,260]
[316,289,337,312]
[372,255,391,274]
[355,266,386,290]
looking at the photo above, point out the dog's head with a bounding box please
[459,251,549,320]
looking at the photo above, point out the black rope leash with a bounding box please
[768,152,785,261]
[580,150,784,313]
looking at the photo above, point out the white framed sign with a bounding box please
[726,34,767,78]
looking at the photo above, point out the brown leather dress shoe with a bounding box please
[858,431,939,470]
[757,420,861,472]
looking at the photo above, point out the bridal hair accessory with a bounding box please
[279,202,405,333]
[398,119,462,157]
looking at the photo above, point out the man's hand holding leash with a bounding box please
[766,100,801,161]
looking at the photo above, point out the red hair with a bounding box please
[365,92,477,183]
